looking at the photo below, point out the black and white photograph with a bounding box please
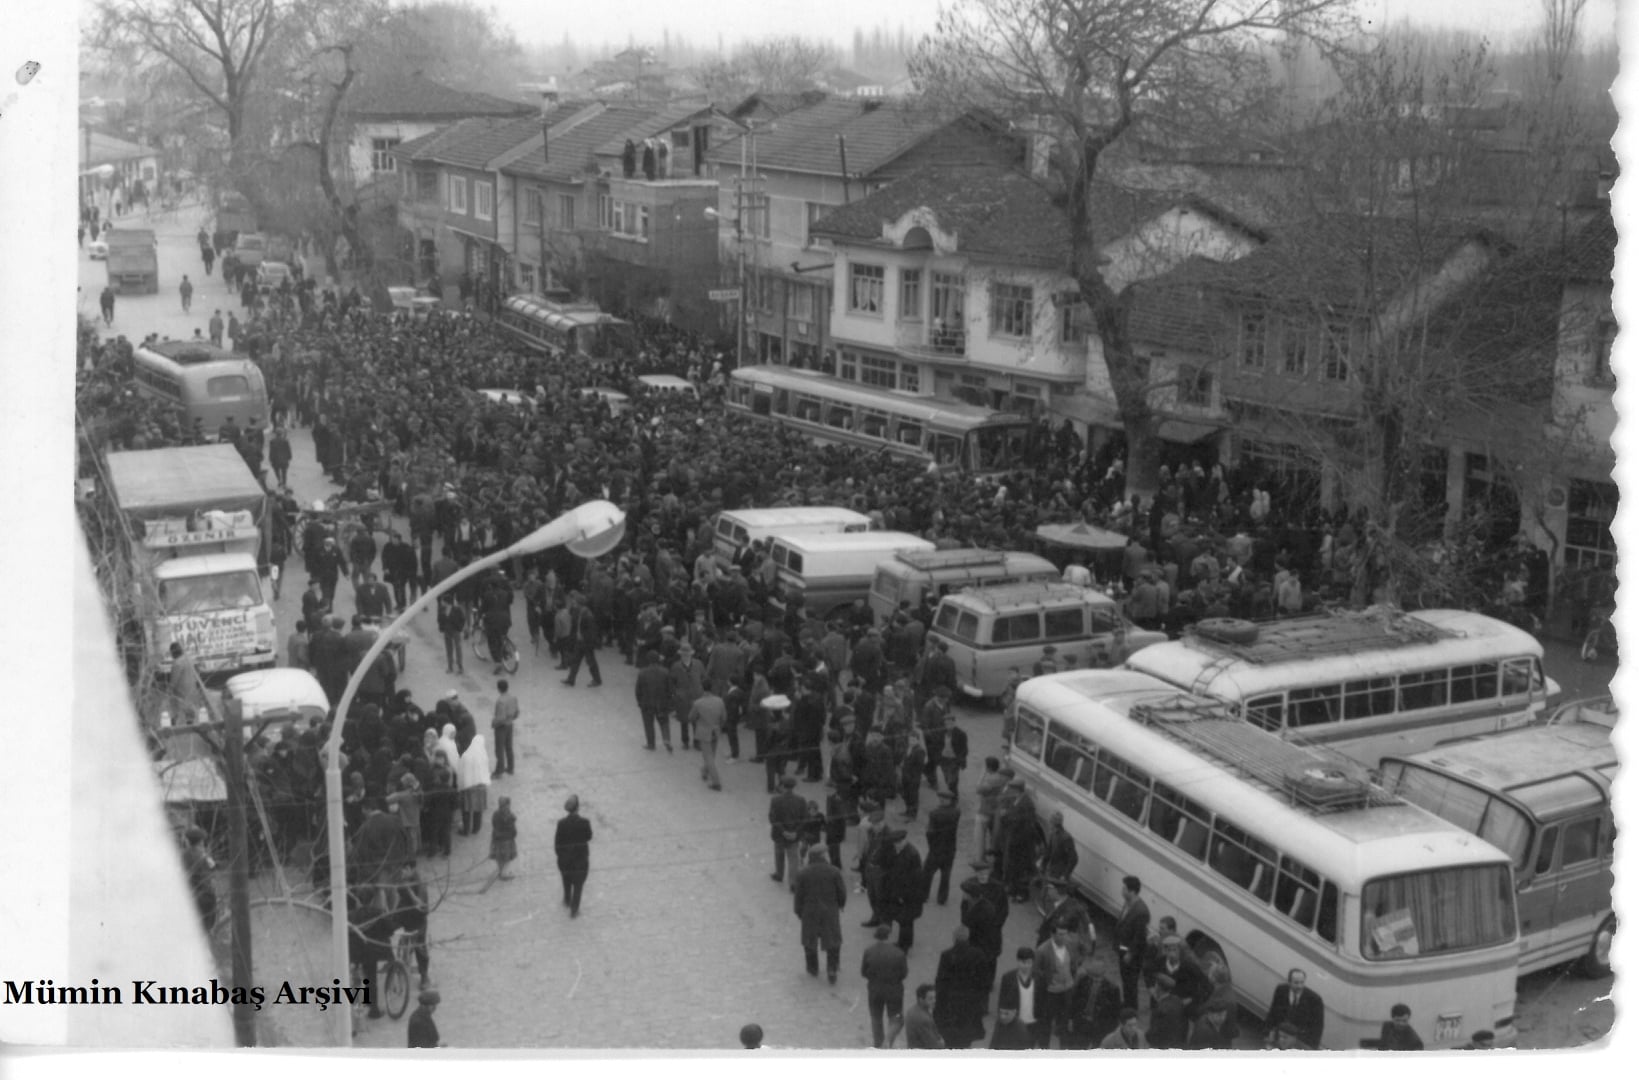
[0,0,1629,1062]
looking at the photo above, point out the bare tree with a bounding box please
[910,0,1357,501]
[1534,0,1590,95]
[737,35,836,93]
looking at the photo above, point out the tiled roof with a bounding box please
[808,165,1186,269]
[1127,258,1234,353]
[345,73,534,122]
[504,105,662,183]
[706,97,952,177]
[728,90,829,120]
[394,101,595,171]
[591,103,715,158]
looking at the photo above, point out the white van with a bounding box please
[637,374,700,400]
[220,667,329,742]
[927,582,1166,700]
[867,548,1059,624]
[711,506,873,567]
[578,387,632,416]
[769,531,935,617]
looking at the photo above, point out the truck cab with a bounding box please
[142,529,276,676]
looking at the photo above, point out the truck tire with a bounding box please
[1194,617,1259,645]
[1580,914,1616,978]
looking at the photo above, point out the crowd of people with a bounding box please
[75,279,1530,1051]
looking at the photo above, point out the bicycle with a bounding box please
[380,927,414,1020]
[472,628,519,675]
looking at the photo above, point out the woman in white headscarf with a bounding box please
[457,733,490,836]
[436,724,460,775]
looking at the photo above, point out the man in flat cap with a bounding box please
[880,827,925,951]
[768,774,807,891]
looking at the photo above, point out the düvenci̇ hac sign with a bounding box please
[168,609,257,656]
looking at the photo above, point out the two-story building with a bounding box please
[343,73,534,201]
[705,97,1024,368]
[807,165,1264,441]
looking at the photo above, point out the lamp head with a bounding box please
[513,499,626,559]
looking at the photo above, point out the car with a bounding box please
[257,261,292,292]
[477,388,537,411]
[233,232,267,268]
[88,239,109,260]
[387,285,443,319]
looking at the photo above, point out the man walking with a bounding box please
[99,284,116,326]
[437,597,467,675]
[860,924,908,1049]
[922,789,960,906]
[491,678,518,778]
[180,273,194,313]
[792,847,845,983]
[268,427,292,488]
[562,595,602,687]
[634,649,672,751]
[933,925,990,1049]
[881,828,925,952]
[208,309,224,345]
[691,686,726,791]
[767,775,806,890]
[553,794,592,917]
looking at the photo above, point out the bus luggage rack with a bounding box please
[1188,606,1451,664]
[896,548,1004,572]
[1132,696,1398,812]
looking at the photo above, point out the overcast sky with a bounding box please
[479,0,1620,52]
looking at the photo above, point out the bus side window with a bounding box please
[1450,663,1499,703]
[1533,825,1560,877]
[1095,752,1150,822]
[1316,882,1339,943]
[1343,677,1395,719]
[1398,668,1449,711]
[1245,695,1284,733]
[1289,685,1341,727]
[1012,709,1046,758]
[1500,658,1534,697]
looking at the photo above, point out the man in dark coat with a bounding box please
[634,649,673,750]
[268,427,292,487]
[767,775,807,889]
[995,779,1038,901]
[1066,951,1125,1049]
[380,532,419,611]
[1264,967,1325,1049]
[959,858,1010,990]
[880,829,925,952]
[994,948,1045,1049]
[792,846,846,982]
[933,925,990,1049]
[311,536,348,608]
[1115,875,1151,1009]
[860,923,908,1049]
[553,794,593,916]
[308,615,350,705]
[562,596,602,687]
[922,789,961,906]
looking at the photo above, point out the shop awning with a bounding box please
[1035,521,1130,550]
[1158,418,1222,444]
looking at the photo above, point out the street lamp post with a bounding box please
[321,500,626,1046]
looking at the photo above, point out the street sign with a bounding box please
[708,288,742,302]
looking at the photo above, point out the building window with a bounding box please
[1282,320,1309,374]
[849,263,885,314]
[1240,311,1267,368]
[415,169,438,203]
[558,195,576,230]
[901,363,921,393]
[1179,364,1214,407]
[860,355,897,388]
[1321,320,1350,381]
[518,263,536,293]
[745,193,771,240]
[1060,296,1089,344]
[1590,315,1616,385]
[806,202,829,245]
[990,282,1034,338]
[637,204,650,239]
[753,272,775,313]
[370,137,401,173]
[447,175,468,214]
[931,272,965,351]
[611,201,626,234]
[899,269,922,322]
[839,350,858,381]
[789,282,816,323]
[599,194,613,230]
[523,188,543,226]
[1565,479,1616,568]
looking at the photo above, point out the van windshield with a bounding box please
[159,570,263,613]
[1378,761,1534,868]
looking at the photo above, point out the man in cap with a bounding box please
[406,989,443,1047]
[995,777,1038,902]
[634,649,673,751]
[792,846,846,983]
[880,827,925,952]
[1150,930,1211,1018]
[767,775,807,890]
[922,788,961,907]
[669,641,706,749]
[1037,878,1093,950]
[974,758,1006,852]
[860,923,908,1049]
[691,684,726,791]
[933,925,990,1049]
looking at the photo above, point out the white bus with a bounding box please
[1009,669,1522,1049]
[725,365,1035,474]
[132,340,270,434]
[1378,704,1616,978]
[1122,607,1557,768]
[496,293,634,365]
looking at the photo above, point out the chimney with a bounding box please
[539,78,560,163]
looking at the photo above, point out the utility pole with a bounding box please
[219,697,257,1046]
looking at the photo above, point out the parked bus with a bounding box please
[1009,669,1521,1048]
[710,506,873,567]
[496,293,634,365]
[1121,607,1557,768]
[725,365,1035,474]
[1378,701,1615,978]
[132,340,270,434]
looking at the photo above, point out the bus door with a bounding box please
[1540,814,1613,951]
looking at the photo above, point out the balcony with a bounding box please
[894,321,967,361]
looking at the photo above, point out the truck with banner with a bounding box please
[104,445,277,679]
[105,228,159,294]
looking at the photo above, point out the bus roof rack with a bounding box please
[896,548,1007,572]
[1131,695,1397,812]
[1185,605,1451,664]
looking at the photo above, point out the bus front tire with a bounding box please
[1580,915,1616,978]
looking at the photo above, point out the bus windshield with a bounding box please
[589,321,635,361]
[1361,864,1515,960]
[159,571,264,613]
[1378,761,1534,868]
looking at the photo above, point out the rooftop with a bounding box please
[345,73,534,122]
[505,105,665,183]
[706,97,957,178]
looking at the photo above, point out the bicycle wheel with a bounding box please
[383,959,411,1019]
[500,637,519,675]
[472,631,491,664]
